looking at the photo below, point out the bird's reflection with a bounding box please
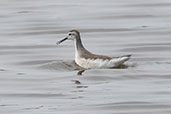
[76,64,130,75]
[72,80,88,88]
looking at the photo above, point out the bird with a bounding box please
[57,30,131,70]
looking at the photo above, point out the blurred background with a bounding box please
[0,0,171,114]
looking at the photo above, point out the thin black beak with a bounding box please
[56,37,68,45]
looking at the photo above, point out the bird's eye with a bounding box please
[69,33,71,36]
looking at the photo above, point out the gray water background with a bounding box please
[0,0,171,114]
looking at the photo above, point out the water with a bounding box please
[0,0,171,114]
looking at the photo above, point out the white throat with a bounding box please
[74,40,79,59]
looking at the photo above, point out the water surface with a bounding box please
[0,0,171,114]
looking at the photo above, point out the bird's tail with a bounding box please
[120,54,132,62]
[121,54,132,58]
[111,54,132,66]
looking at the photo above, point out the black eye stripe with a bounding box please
[69,33,71,35]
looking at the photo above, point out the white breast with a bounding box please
[75,57,108,69]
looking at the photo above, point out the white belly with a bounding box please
[75,57,113,69]
[74,47,129,69]
[75,56,129,69]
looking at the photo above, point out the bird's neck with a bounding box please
[74,36,85,58]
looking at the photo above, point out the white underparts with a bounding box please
[75,56,129,69]
[74,39,130,69]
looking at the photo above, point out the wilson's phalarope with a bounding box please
[57,30,131,69]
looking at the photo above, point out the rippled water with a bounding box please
[1,0,171,114]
